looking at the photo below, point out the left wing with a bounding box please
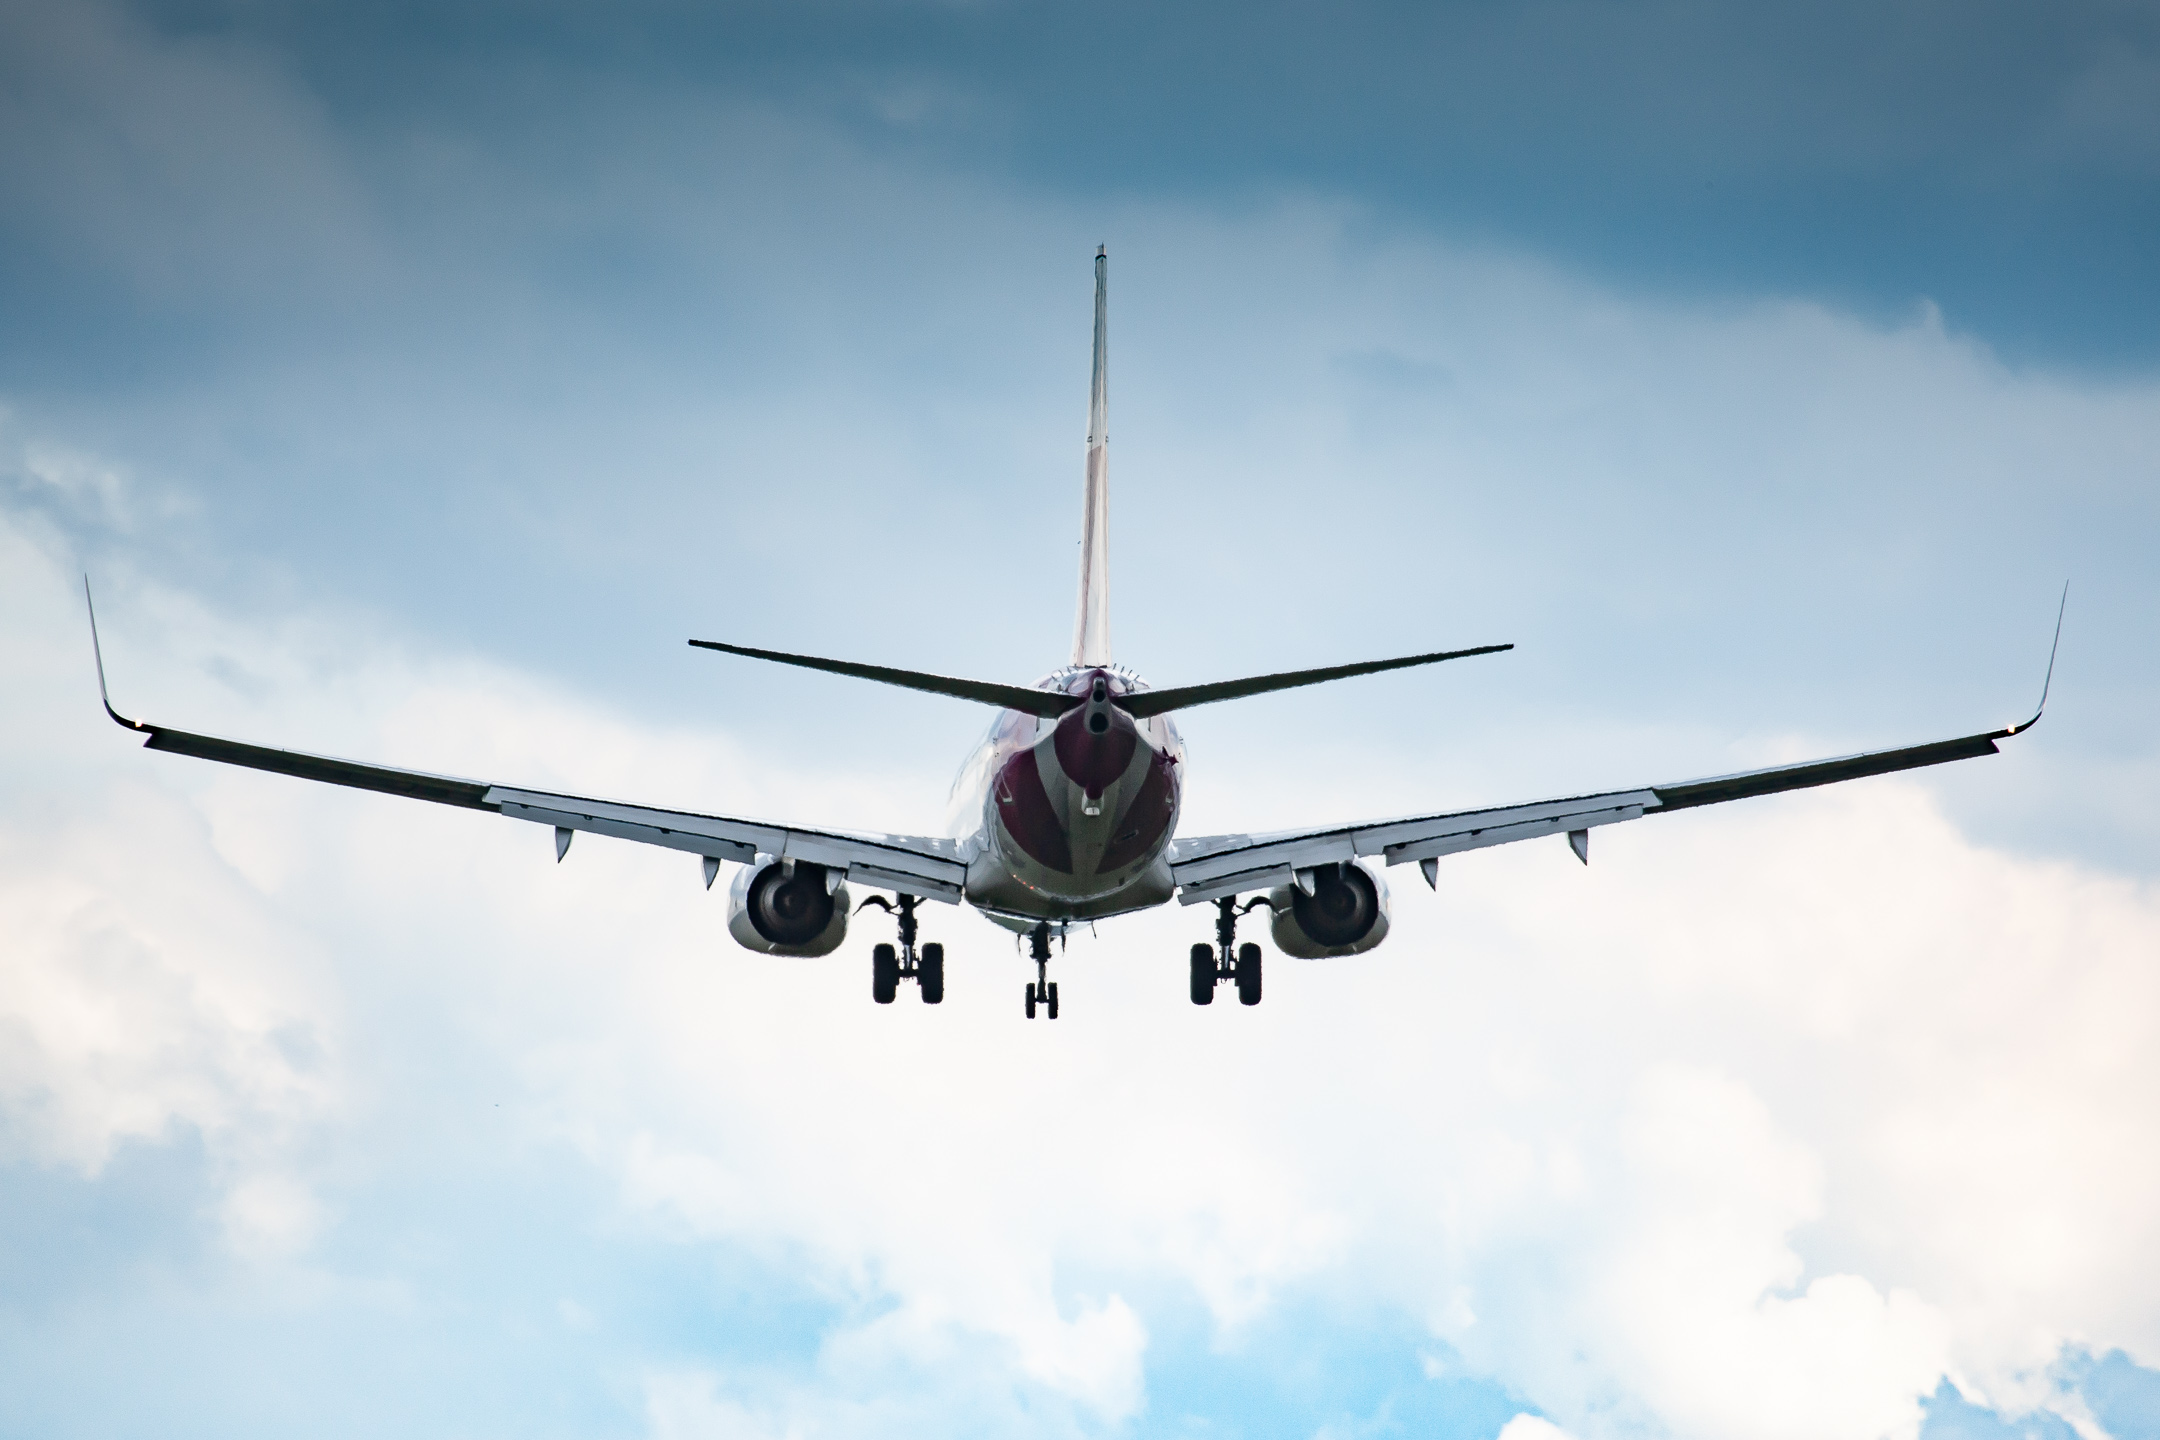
[1170,605,2064,905]
[87,589,967,901]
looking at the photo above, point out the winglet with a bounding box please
[2003,583,2067,737]
[83,576,149,732]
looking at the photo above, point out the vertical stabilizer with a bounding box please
[1072,247,1111,667]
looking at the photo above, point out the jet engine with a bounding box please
[726,859,851,956]
[1268,860,1392,958]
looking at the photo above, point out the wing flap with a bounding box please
[1359,792,1658,861]
[493,798,764,865]
[1170,790,1658,903]
[492,789,968,901]
[1380,799,1652,864]
[1177,862,1301,906]
[486,786,969,901]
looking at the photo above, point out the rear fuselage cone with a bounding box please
[965,667,1183,906]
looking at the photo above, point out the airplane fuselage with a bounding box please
[948,666,1185,925]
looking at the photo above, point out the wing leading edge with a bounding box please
[87,585,967,901]
[1170,596,2065,905]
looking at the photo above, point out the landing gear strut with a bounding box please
[860,893,943,1005]
[1023,922,1060,1020]
[1190,896,1267,1007]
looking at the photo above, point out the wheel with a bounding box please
[1189,942,1215,1005]
[872,943,899,1004]
[1236,942,1262,1006]
[1046,982,1059,1020]
[919,942,945,1004]
[1025,982,1038,1019]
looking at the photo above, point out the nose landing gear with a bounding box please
[1191,896,1268,1006]
[1023,922,1061,1020]
[860,893,944,1005]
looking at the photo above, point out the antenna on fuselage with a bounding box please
[1071,246,1111,668]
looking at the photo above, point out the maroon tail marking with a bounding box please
[1099,749,1178,872]
[995,749,1073,873]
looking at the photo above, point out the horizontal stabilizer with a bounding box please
[689,639,1078,718]
[690,636,1513,720]
[1116,643,1512,719]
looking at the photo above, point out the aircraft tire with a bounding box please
[1046,982,1059,1020]
[1025,982,1038,1020]
[1236,943,1262,1006]
[1189,943,1215,1005]
[919,942,945,1004]
[873,944,899,1004]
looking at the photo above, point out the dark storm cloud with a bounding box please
[31,0,2160,368]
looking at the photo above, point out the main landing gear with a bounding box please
[1191,896,1267,1007]
[1024,922,1060,1020]
[860,893,943,1005]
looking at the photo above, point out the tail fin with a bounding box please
[1072,246,1111,667]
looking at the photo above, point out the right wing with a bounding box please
[1167,723,2024,905]
[1170,593,2066,905]
[89,591,966,901]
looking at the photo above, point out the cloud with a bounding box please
[0,0,382,309]
[1498,1417,1579,1440]
[0,780,336,1176]
[23,513,2158,1437]
[0,514,339,1247]
[3,176,2159,1435]
[13,0,2155,363]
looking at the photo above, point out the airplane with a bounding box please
[86,247,2064,1021]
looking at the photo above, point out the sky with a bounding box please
[3,1,2159,1437]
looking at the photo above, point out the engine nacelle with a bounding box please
[726,859,851,956]
[1268,860,1392,958]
